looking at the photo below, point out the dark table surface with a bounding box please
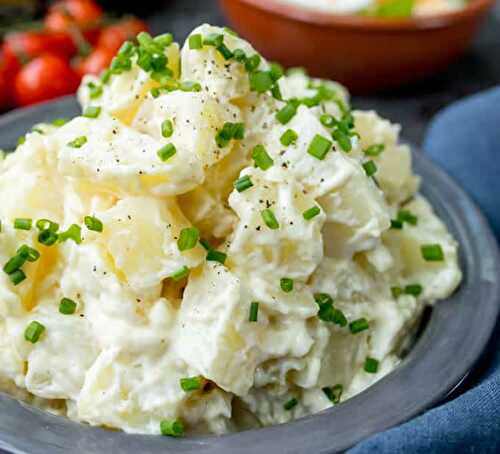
[148,0,500,145]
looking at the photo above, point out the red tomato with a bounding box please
[0,67,11,111]
[97,18,149,53]
[4,31,77,63]
[0,51,19,110]
[75,45,115,77]
[14,53,80,107]
[45,0,103,32]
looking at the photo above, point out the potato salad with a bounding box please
[0,25,462,437]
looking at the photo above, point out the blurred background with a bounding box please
[0,0,499,144]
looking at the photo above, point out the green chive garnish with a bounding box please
[280,129,298,146]
[83,106,101,119]
[364,357,379,374]
[303,206,321,221]
[36,219,59,232]
[390,219,403,229]
[308,134,332,160]
[180,376,204,392]
[404,284,423,297]
[363,160,377,177]
[17,245,39,262]
[177,227,200,252]
[158,143,177,162]
[14,218,32,230]
[284,398,298,411]
[9,269,26,286]
[52,118,68,127]
[280,278,294,293]
[261,209,279,230]
[391,286,403,298]
[24,321,45,343]
[84,216,103,233]
[203,33,224,47]
[234,175,253,192]
[244,54,261,72]
[38,229,59,246]
[421,244,444,262]
[349,318,369,334]
[363,144,385,157]
[59,298,77,315]
[323,384,343,404]
[397,209,418,226]
[58,224,82,244]
[68,136,87,148]
[170,266,189,281]
[87,82,102,99]
[160,419,184,437]
[249,302,259,322]
[249,71,274,93]
[217,43,233,60]
[276,102,298,125]
[320,114,335,128]
[189,34,203,49]
[315,293,347,327]
[3,254,26,275]
[206,249,227,265]
[252,145,274,170]
[161,120,174,138]
[332,128,352,152]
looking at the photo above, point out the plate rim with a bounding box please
[0,97,499,454]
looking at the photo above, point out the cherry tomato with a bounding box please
[0,67,11,111]
[0,51,19,110]
[45,0,103,31]
[75,45,115,77]
[4,31,77,63]
[14,53,80,107]
[97,18,149,54]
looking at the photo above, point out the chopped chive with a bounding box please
[203,33,224,47]
[244,54,261,72]
[84,216,103,233]
[24,321,45,343]
[17,135,26,146]
[303,206,321,221]
[52,118,67,127]
[8,269,26,286]
[249,71,274,93]
[233,48,246,62]
[314,293,333,305]
[161,119,174,138]
[320,114,335,128]
[177,227,200,252]
[199,239,212,251]
[364,357,379,374]
[233,123,245,140]
[280,129,298,146]
[154,33,174,48]
[170,266,189,281]
[276,102,298,125]
[58,224,82,245]
[3,254,26,275]
[160,419,184,437]
[269,63,284,81]
[261,209,279,230]
[271,82,282,101]
[252,145,274,170]
[14,218,32,231]
[180,376,204,392]
[404,284,423,297]
[179,81,202,92]
[118,40,134,56]
[59,298,77,315]
[280,278,294,293]
[249,301,259,322]
[36,219,59,232]
[83,106,101,118]
[87,82,102,99]
[332,128,352,152]
[38,229,59,246]
[390,219,403,229]
[100,69,111,84]
[68,136,87,148]
[189,34,203,50]
[157,143,177,162]
[421,244,444,262]
[223,26,238,36]
[363,160,377,177]
[206,249,227,265]
[349,318,369,334]
[217,43,233,60]
[17,245,39,262]
[284,398,298,411]
[317,299,347,327]
[308,134,332,160]
[234,175,253,192]
[391,286,403,298]
[364,144,385,157]
[323,384,343,404]
[397,209,418,226]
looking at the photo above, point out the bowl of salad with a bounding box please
[220,0,495,92]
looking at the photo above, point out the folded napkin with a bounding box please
[349,87,500,453]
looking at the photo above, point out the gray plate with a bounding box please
[0,97,499,454]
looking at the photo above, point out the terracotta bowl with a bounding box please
[219,0,496,93]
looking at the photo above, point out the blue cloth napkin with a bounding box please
[349,87,500,454]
